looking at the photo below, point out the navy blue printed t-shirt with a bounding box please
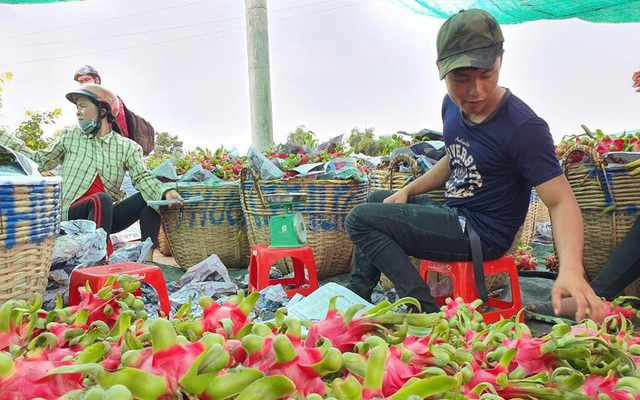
[442,89,562,254]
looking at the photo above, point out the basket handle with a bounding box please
[388,154,423,190]
[239,166,268,209]
[561,143,603,170]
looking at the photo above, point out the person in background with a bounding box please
[74,64,154,197]
[73,65,155,156]
[345,9,604,324]
[0,84,182,258]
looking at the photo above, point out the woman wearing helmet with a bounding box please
[0,83,182,258]
[73,65,131,141]
[66,83,121,136]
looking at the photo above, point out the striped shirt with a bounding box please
[0,126,169,220]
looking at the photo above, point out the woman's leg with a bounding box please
[68,193,114,234]
[112,193,161,248]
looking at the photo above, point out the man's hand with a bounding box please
[163,189,183,208]
[552,269,604,324]
[626,158,640,176]
[383,190,409,204]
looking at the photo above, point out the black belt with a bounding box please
[465,219,488,302]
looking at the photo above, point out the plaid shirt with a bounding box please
[0,127,168,220]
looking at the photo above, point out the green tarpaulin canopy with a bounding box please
[394,0,640,24]
[0,0,80,3]
[3,0,640,24]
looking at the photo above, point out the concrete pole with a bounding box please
[245,0,274,151]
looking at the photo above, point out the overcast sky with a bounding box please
[0,0,639,154]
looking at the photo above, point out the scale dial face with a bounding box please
[293,211,307,244]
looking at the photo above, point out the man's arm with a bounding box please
[536,175,604,323]
[385,156,450,203]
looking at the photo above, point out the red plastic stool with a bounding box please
[419,255,523,323]
[69,262,171,316]
[248,244,319,298]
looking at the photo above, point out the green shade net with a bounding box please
[394,0,640,24]
[4,0,640,23]
[0,0,82,3]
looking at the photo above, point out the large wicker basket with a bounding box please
[0,176,62,303]
[517,189,550,247]
[562,143,640,296]
[240,168,369,279]
[157,224,172,256]
[536,193,551,224]
[160,182,250,269]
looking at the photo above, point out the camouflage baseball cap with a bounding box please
[436,9,504,80]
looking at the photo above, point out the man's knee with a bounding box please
[345,204,363,237]
[367,190,393,204]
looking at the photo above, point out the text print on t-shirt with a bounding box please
[445,137,483,198]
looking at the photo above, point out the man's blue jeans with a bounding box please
[346,190,502,313]
[590,215,640,299]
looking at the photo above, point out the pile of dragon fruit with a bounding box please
[2,275,640,399]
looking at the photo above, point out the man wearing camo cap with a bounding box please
[345,9,603,324]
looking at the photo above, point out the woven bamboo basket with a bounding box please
[0,177,62,304]
[536,193,551,224]
[160,183,250,269]
[370,154,420,193]
[517,190,543,247]
[157,224,172,256]
[240,167,369,279]
[562,143,640,296]
[517,189,551,246]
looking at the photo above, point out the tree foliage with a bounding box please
[145,131,184,170]
[0,71,13,110]
[287,125,318,148]
[15,109,62,150]
[378,133,411,156]
[154,131,183,157]
[347,127,384,156]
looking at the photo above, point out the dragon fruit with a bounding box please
[514,246,538,271]
[174,291,258,340]
[603,297,639,325]
[0,352,82,400]
[0,334,96,400]
[49,318,230,399]
[581,372,636,400]
[501,331,556,375]
[50,275,145,332]
[544,253,559,273]
[344,338,422,398]
[305,297,438,353]
[240,317,342,397]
